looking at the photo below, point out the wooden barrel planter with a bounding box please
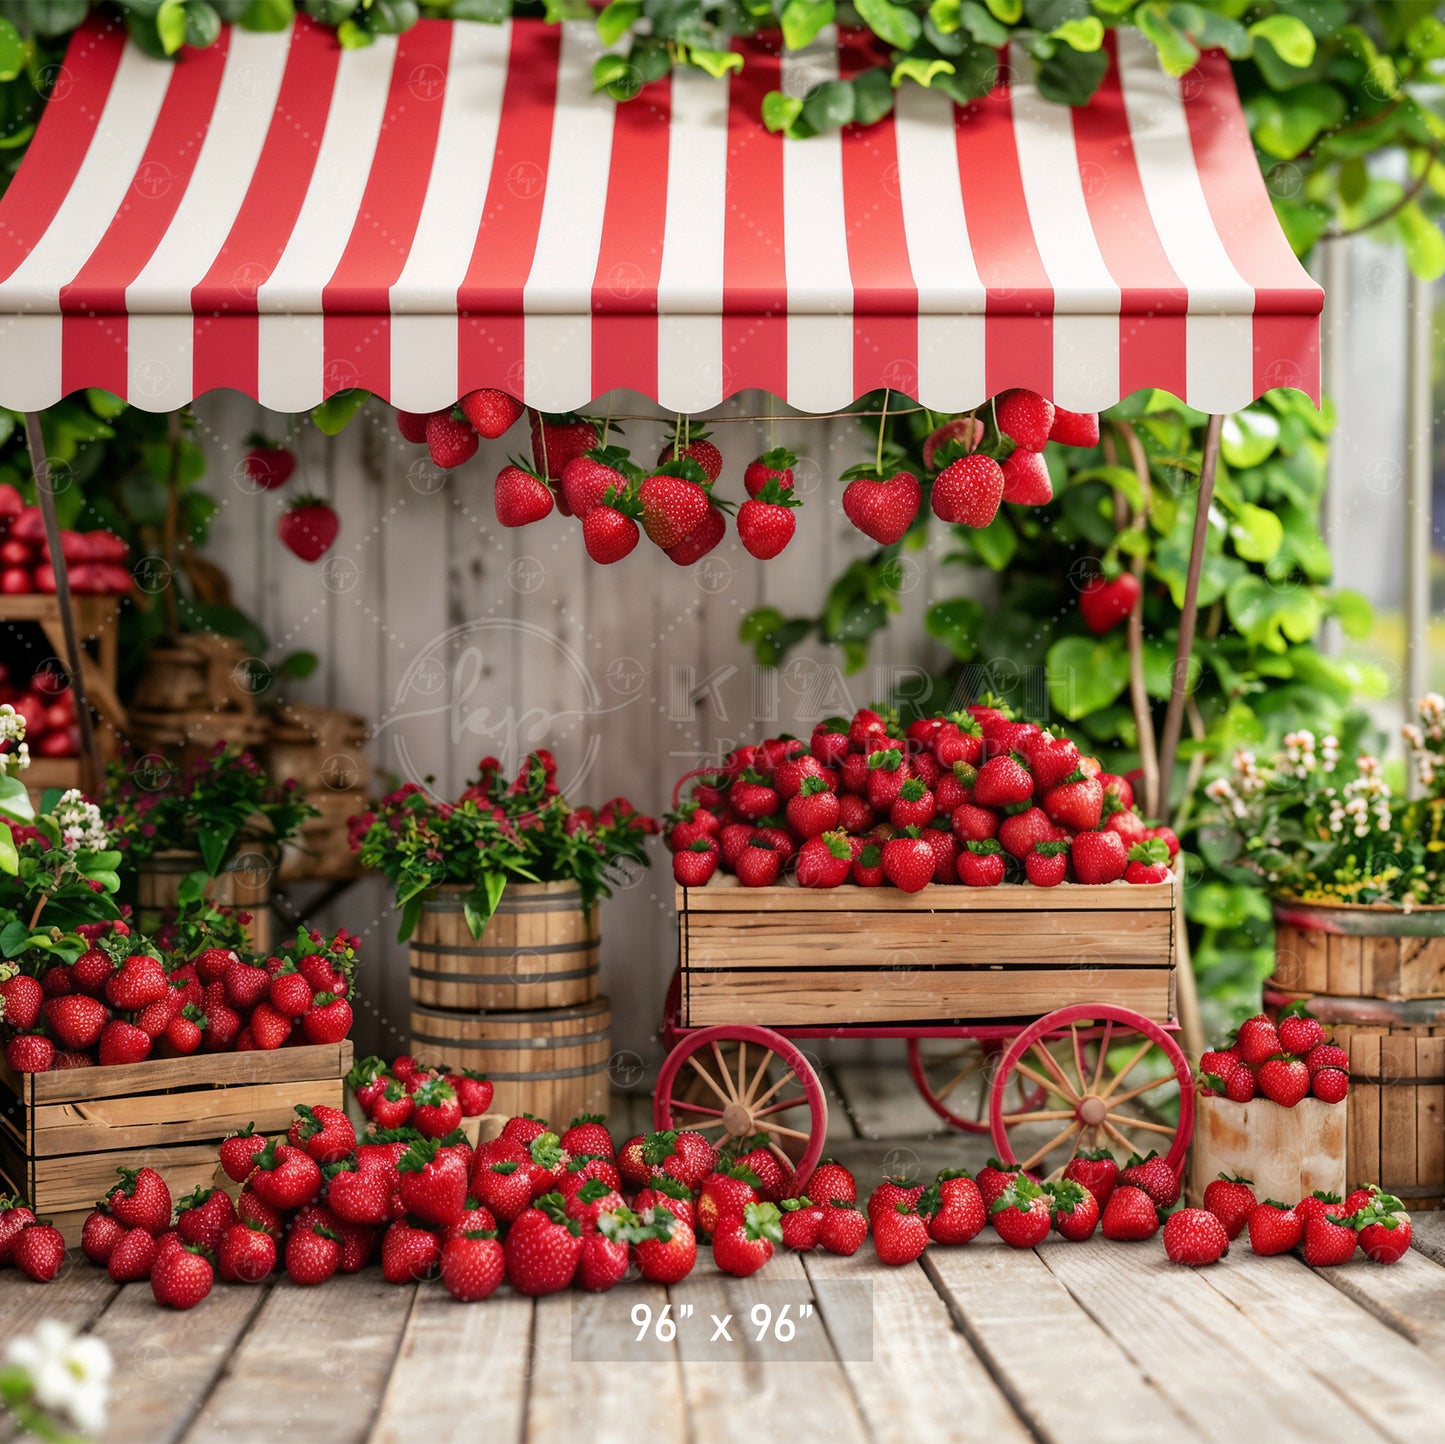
[409,997,612,1123]
[408,882,599,1013]
[135,847,273,954]
[1265,986,1445,1211]
[1271,899,1445,1000]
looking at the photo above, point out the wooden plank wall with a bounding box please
[193,392,967,1062]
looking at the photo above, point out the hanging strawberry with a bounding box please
[459,388,524,440]
[840,467,920,545]
[666,505,727,566]
[1000,447,1053,506]
[1049,407,1101,447]
[1079,572,1142,635]
[583,488,644,565]
[639,459,710,550]
[921,417,983,471]
[493,461,554,528]
[277,498,339,562]
[736,482,800,560]
[994,389,1055,451]
[656,425,722,482]
[559,446,638,519]
[531,413,601,480]
[242,434,295,490]
[426,409,479,470]
[931,454,1004,528]
[743,448,796,497]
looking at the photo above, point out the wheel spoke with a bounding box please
[1106,1113,1176,1137]
[1000,1109,1076,1125]
[767,1140,793,1167]
[744,1048,772,1108]
[1029,1042,1079,1102]
[756,1121,812,1142]
[687,1054,733,1108]
[693,1118,732,1133]
[1019,1120,1081,1173]
[1069,1023,1087,1096]
[710,1042,740,1103]
[1101,1120,1134,1154]
[672,1100,727,1118]
[736,1040,747,1101]
[1099,1039,1154,1099]
[1012,1059,1066,1099]
[753,1095,808,1118]
[1108,1073,1177,1108]
[936,1054,986,1101]
[752,1067,798,1111]
[1090,1021,1114,1092]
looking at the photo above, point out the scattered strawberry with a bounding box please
[920,1170,986,1245]
[1117,1152,1180,1209]
[1247,1200,1302,1256]
[633,1207,697,1283]
[1354,1192,1412,1264]
[1163,1207,1229,1266]
[1100,1185,1159,1242]
[817,1201,869,1256]
[1202,1174,1257,1240]
[1045,1179,1100,1241]
[737,486,799,560]
[1124,838,1172,884]
[744,448,796,496]
[712,1200,783,1276]
[989,1177,1052,1248]
[1063,1149,1119,1209]
[13,1224,65,1282]
[1302,1211,1359,1267]
[494,462,555,528]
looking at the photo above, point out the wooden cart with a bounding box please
[655,871,1194,1189]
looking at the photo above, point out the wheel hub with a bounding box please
[722,1102,753,1136]
[1077,1095,1108,1127]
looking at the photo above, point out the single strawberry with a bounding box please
[951,802,998,843]
[957,838,1006,887]
[633,1206,698,1283]
[1202,1174,1257,1240]
[1306,1043,1349,1075]
[737,488,799,560]
[493,462,554,528]
[398,1138,469,1228]
[242,437,295,489]
[932,454,1004,528]
[997,805,1054,861]
[974,1158,1025,1209]
[1124,838,1173,885]
[639,468,710,549]
[1302,1212,1359,1267]
[289,1103,356,1165]
[459,388,524,439]
[1079,573,1141,635]
[106,1166,172,1234]
[0,973,43,1029]
[868,1177,926,1223]
[990,1177,1052,1248]
[744,447,796,496]
[1045,1179,1100,1241]
[1100,1185,1159,1241]
[921,826,960,884]
[882,835,935,893]
[216,1221,277,1283]
[795,831,854,889]
[583,504,640,564]
[220,1125,269,1184]
[807,1160,857,1205]
[1163,1207,1229,1266]
[735,838,783,886]
[665,503,727,564]
[890,777,937,831]
[780,1197,825,1251]
[1224,1065,1257,1103]
[277,497,339,561]
[1257,1054,1310,1108]
[285,1219,342,1286]
[0,1198,36,1266]
[673,836,720,887]
[1049,407,1100,447]
[1276,1005,1327,1055]
[643,1129,716,1191]
[1000,440,1054,507]
[633,1177,696,1233]
[5,1034,53,1073]
[1024,838,1070,887]
[13,1225,65,1282]
[381,1218,441,1284]
[81,1208,126,1266]
[694,1161,762,1238]
[1071,829,1127,885]
[176,1187,236,1251]
[1247,1199,1302,1256]
[441,1229,505,1300]
[787,775,842,839]
[1043,771,1103,832]
[656,431,723,482]
[411,1078,464,1139]
[713,1200,783,1276]
[842,470,921,544]
[531,413,599,479]
[105,955,167,1011]
[1312,1067,1349,1104]
[324,1161,393,1227]
[919,1170,986,1246]
[248,1002,292,1051]
[107,1226,159,1282]
[1062,1150,1120,1209]
[973,754,1033,809]
[817,1201,869,1256]
[163,1008,206,1055]
[1295,1191,1345,1230]
[301,992,352,1045]
[426,408,480,469]
[871,1199,929,1266]
[248,1141,323,1213]
[1117,1152,1180,1208]
[995,389,1055,450]
[1354,1193,1412,1264]
[43,994,108,1051]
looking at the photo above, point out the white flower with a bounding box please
[51,790,108,853]
[4,1320,113,1436]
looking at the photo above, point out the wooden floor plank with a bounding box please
[802,1246,1030,1444]
[831,1058,944,1144]
[1196,1249,1445,1444]
[1405,1210,1445,1266]
[1040,1240,1395,1443]
[925,1235,1200,1444]
[669,1252,869,1444]
[370,1281,531,1444]
[183,1275,414,1444]
[98,1280,266,1444]
[527,1286,686,1442]
[0,1268,116,1353]
[1313,1248,1445,1365]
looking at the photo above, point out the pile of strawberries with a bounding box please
[1197,1005,1349,1107]
[394,389,1101,566]
[668,703,1179,892]
[0,927,358,1075]
[0,485,132,597]
[0,662,80,760]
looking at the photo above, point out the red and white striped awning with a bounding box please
[0,17,1320,417]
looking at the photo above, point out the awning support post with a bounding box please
[23,410,103,790]
[1155,410,1222,1063]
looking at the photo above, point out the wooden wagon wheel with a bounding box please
[654,1025,828,1189]
[988,1005,1194,1179]
[907,1037,1058,1134]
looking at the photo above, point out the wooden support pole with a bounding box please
[23,410,103,789]
[1157,413,1223,818]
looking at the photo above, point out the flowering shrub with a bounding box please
[1,1319,112,1439]
[1200,695,1445,905]
[102,744,316,877]
[350,751,658,940]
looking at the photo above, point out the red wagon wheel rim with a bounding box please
[659,967,683,1054]
[654,1026,828,1190]
[907,1037,1050,1134]
[988,1005,1194,1179]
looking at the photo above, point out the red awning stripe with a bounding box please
[0,16,1323,414]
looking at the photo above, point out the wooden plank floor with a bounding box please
[3,1059,1445,1444]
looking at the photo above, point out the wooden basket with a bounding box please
[136,848,274,954]
[278,789,366,882]
[677,875,1179,1030]
[409,997,611,1124]
[266,703,368,794]
[408,882,599,1013]
[1271,900,1445,1000]
[1188,1095,1345,1207]
[0,1042,352,1245]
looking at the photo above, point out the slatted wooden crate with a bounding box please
[0,1042,351,1245]
[677,875,1179,1029]
[1271,900,1445,1000]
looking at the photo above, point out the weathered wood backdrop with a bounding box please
[195,391,968,1063]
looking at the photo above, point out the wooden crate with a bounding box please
[678,874,1178,1030]
[1271,900,1445,1000]
[1188,1095,1345,1207]
[0,1042,351,1245]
